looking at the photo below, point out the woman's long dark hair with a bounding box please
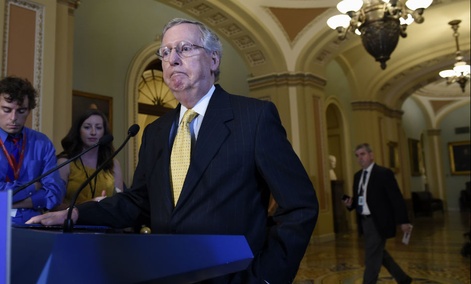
[58,109,115,173]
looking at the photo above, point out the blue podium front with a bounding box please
[1,191,11,284]
[11,228,253,284]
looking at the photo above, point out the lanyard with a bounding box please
[79,157,98,198]
[0,133,26,181]
[358,170,368,195]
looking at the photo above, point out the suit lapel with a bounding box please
[175,86,233,207]
[368,164,378,186]
[365,164,379,198]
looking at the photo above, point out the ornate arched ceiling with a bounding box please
[154,0,289,75]
[155,0,470,116]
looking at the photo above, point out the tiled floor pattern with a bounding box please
[294,211,471,284]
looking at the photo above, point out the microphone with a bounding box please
[63,124,140,233]
[12,134,114,196]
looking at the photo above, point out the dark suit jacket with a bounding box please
[78,85,319,283]
[350,163,409,239]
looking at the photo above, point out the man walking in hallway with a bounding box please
[344,143,413,284]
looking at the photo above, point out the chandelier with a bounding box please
[327,0,433,69]
[438,20,470,93]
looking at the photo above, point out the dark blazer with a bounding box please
[350,163,409,239]
[78,85,318,283]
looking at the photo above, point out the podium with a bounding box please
[1,191,11,284]
[11,227,253,284]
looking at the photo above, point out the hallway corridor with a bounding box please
[295,211,471,283]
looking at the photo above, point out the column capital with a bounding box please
[58,0,81,12]
[351,101,403,118]
[426,129,441,136]
[248,72,326,90]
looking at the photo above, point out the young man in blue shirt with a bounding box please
[0,76,64,223]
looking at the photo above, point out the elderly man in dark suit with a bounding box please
[28,18,318,283]
[344,143,412,284]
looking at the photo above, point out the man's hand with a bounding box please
[342,196,352,207]
[400,223,413,233]
[12,197,33,209]
[92,190,107,202]
[25,208,78,226]
[34,182,42,190]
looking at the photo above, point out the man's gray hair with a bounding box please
[162,18,223,81]
[355,143,373,153]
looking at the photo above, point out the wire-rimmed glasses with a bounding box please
[156,41,206,62]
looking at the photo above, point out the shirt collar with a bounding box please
[0,128,25,142]
[364,162,375,173]
[178,85,215,122]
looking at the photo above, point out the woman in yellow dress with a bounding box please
[54,109,123,210]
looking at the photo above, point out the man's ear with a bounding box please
[210,51,220,70]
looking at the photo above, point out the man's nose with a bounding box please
[9,112,18,121]
[168,49,181,64]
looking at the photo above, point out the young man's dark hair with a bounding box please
[0,76,37,110]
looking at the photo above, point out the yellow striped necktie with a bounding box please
[171,109,198,206]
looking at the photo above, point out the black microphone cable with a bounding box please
[13,134,114,196]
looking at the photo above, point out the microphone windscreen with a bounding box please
[128,124,140,137]
[99,134,114,145]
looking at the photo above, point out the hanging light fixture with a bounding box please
[327,0,433,70]
[439,20,470,93]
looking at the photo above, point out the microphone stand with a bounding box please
[63,125,140,233]
[12,135,113,196]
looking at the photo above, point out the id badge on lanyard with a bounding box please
[358,182,366,206]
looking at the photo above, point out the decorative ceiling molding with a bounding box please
[248,72,327,90]
[159,0,268,67]
[351,101,403,119]
[380,50,470,110]
[57,0,81,14]
[314,38,344,65]
[156,0,469,115]
[426,129,441,136]
[381,50,471,96]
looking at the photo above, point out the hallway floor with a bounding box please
[294,211,471,283]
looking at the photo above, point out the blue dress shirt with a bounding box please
[0,127,65,223]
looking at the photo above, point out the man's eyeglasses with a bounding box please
[156,41,206,62]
